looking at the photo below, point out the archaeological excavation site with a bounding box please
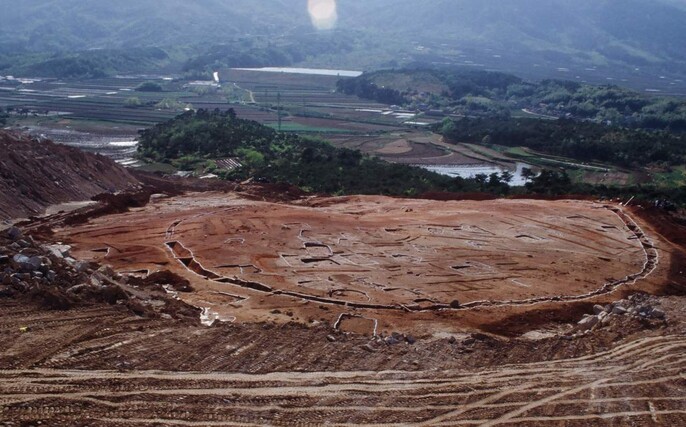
[1,133,685,425]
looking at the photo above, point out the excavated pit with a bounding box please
[54,192,670,334]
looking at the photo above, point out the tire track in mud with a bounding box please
[1,336,685,426]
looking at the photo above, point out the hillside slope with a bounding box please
[340,0,686,74]
[1,0,685,80]
[0,0,303,53]
[0,131,139,220]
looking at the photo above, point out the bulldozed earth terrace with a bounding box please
[2,181,685,426]
[49,191,666,336]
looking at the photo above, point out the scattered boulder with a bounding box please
[362,343,376,353]
[0,230,198,322]
[385,336,401,345]
[67,284,89,294]
[75,261,91,273]
[44,244,71,259]
[638,306,653,317]
[6,227,22,241]
[573,295,667,337]
[577,315,599,331]
[90,275,103,287]
[97,265,115,277]
[12,254,42,272]
[650,308,665,319]
[612,306,628,315]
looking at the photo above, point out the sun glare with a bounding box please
[308,0,338,30]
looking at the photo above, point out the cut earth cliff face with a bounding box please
[0,130,139,221]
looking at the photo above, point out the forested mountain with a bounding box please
[0,0,303,53]
[1,0,685,82]
[341,0,686,61]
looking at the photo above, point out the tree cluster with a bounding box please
[340,68,686,132]
[137,109,482,196]
[438,117,685,168]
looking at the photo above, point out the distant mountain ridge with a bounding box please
[0,0,304,53]
[339,0,686,73]
[1,0,685,82]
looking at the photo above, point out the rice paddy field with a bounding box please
[1,69,631,185]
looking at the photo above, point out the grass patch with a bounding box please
[504,146,533,157]
[504,146,613,172]
[653,166,686,188]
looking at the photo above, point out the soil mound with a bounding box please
[0,130,139,220]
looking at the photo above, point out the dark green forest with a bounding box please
[136,110,686,207]
[437,117,686,168]
[138,109,466,196]
[339,69,686,131]
[338,69,521,104]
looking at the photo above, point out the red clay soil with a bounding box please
[51,192,669,336]
[0,130,139,221]
[2,190,685,425]
[1,285,684,425]
[631,206,686,295]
